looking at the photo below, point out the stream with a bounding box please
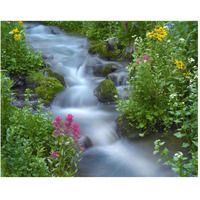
[25,23,181,177]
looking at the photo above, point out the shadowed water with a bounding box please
[25,23,179,177]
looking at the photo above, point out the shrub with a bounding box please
[1,21,44,75]
[1,75,83,177]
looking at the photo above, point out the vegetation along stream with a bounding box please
[1,21,197,177]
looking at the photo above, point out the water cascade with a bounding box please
[25,23,178,177]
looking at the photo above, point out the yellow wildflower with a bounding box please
[14,34,21,40]
[183,70,191,76]
[147,31,154,38]
[175,60,186,70]
[154,26,162,32]
[18,21,24,27]
[147,26,167,41]
[11,28,19,33]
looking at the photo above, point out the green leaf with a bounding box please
[174,132,184,138]
[156,158,162,164]
[163,160,171,165]
[161,147,169,156]
[182,142,190,148]
[153,150,159,155]
[192,140,198,147]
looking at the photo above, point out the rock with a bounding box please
[35,76,64,106]
[79,136,93,149]
[107,71,128,86]
[88,38,120,60]
[42,68,66,87]
[85,57,119,77]
[115,115,141,139]
[94,79,117,103]
[11,75,26,90]
[104,37,119,52]
[123,40,136,59]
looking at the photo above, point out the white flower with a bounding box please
[179,38,185,42]
[188,58,195,63]
[167,40,171,43]
[174,151,183,158]
[132,35,137,38]
[181,102,185,105]
[163,26,169,30]
[170,94,177,98]
[187,85,192,89]
[193,66,197,69]
[194,75,198,79]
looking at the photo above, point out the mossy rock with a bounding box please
[102,64,113,76]
[42,68,55,77]
[35,76,63,105]
[88,41,120,60]
[116,113,141,139]
[94,79,117,103]
[42,68,66,87]
[53,72,66,87]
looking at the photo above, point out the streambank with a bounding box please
[24,22,180,177]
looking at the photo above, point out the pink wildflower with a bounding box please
[82,147,85,151]
[71,123,81,143]
[63,114,74,136]
[137,59,141,64]
[50,151,59,159]
[143,55,150,60]
[52,116,62,138]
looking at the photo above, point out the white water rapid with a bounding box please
[25,23,178,177]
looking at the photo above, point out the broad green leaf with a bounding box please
[156,158,162,164]
[174,132,184,138]
[182,142,190,148]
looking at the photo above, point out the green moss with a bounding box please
[88,41,121,60]
[42,68,55,77]
[35,76,63,104]
[88,41,108,58]
[102,64,113,76]
[94,79,117,103]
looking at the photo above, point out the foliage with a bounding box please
[1,21,45,75]
[47,115,84,177]
[1,75,83,177]
[94,79,117,103]
[32,71,64,105]
[42,21,83,33]
[116,22,198,176]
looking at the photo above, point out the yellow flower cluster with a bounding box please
[18,21,24,27]
[183,70,191,76]
[11,28,19,33]
[14,34,21,40]
[174,59,186,70]
[147,26,167,41]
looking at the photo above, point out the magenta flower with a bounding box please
[71,123,81,143]
[52,116,62,138]
[63,114,74,136]
[50,151,59,159]
[143,55,150,60]
[82,147,85,151]
[137,59,141,64]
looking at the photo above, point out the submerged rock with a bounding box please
[94,79,117,103]
[107,71,128,86]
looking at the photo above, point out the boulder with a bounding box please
[123,40,136,59]
[104,37,119,52]
[94,79,117,103]
[79,136,93,149]
[107,71,128,86]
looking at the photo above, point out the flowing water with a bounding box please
[25,23,182,177]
